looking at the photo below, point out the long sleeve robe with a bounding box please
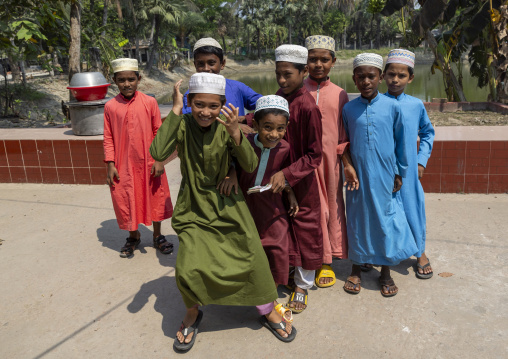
[385,92,435,257]
[182,79,262,116]
[237,134,291,285]
[304,77,349,262]
[342,93,417,265]
[150,111,277,308]
[276,86,324,271]
[103,91,173,231]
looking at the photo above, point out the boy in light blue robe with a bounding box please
[383,49,435,279]
[342,53,417,297]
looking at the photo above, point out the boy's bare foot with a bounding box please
[379,265,398,297]
[265,307,292,338]
[343,264,362,294]
[176,307,200,344]
[316,264,336,287]
[287,286,307,312]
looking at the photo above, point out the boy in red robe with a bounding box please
[103,58,173,258]
[271,45,323,313]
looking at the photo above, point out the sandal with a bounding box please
[343,276,361,294]
[153,235,173,255]
[259,316,297,343]
[119,237,141,258]
[173,310,203,352]
[286,289,307,314]
[379,277,398,297]
[415,259,433,279]
[360,263,374,272]
[315,264,336,288]
[274,303,293,323]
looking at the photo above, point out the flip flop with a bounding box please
[274,303,293,323]
[315,264,336,288]
[286,289,307,314]
[173,310,203,352]
[259,316,297,343]
[379,277,398,297]
[415,259,433,279]
[343,276,361,294]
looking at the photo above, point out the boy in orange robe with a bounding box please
[103,58,173,258]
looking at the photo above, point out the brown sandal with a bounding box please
[343,276,361,294]
[379,277,398,297]
[153,235,173,254]
[120,237,141,258]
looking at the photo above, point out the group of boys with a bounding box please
[103,35,434,352]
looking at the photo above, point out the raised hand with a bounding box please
[172,79,184,115]
[217,103,241,145]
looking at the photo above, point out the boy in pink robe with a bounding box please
[103,58,173,258]
[304,35,357,288]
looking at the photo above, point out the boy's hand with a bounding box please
[217,167,239,196]
[418,164,425,179]
[151,161,165,177]
[269,171,286,193]
[343,164,359,191]
[286,187,299,217]
[217,104,241,145]
[240,123,255,135]
[172,79,184,115]
[393,175,403,192]
[106,162,120,187]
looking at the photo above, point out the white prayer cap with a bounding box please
[255,95,289,115]
[193,37,222,52]
[305,35,335,52]
[353,53,384,71]
[275,45,308,64]
[386,49,415,68]
[188,73,226,95]
[111,58,138,73]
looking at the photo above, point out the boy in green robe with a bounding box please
[150,73,296,352]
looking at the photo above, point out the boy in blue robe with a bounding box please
[383,49,435,279]
[342,53,417,297]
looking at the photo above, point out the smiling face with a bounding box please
[193,53,226,74]
[253,111,288,148]
[113,71,140,99]
[383,63,414,97]
[189,93,224,128]
[275,61,308,96]
[352,65,383,100]
[307,49,336,82]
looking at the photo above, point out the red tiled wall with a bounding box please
[420,141,508,194]
[0,139,106,185]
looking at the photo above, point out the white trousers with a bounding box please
[294,266,315,290]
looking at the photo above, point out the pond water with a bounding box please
[227,64,489,102]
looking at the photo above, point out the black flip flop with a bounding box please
[259,316,297,343]
[415,260,433,279]
[173,310,203,352]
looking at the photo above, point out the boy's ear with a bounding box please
[379,72,384,82]
[138,74,142,82]
[252,119,259,131]
[221,58,226,71]
[408,74,415,84]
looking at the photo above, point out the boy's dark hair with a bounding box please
[193,46,224,62]
[187,93,226,104]
[353,66,382,76]
[329,50,335,59]
[113,71,140,79]
[277,61,307,73]
[253,108,289,123]
[383,63,414,76]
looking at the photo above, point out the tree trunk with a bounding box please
[235,17,239,55]
[101,0,109,37]
[289,23,292,44]
[7,52,21,83]
[145,14,160,74]
[425,30,466,102]
[149,15,155,43]
[221,36,227,54]
[247,27,251,55]
[68,1,81,85]
[376,14,381,49]
[114,0,123,20]
[19,60,26,86]
[89,47,102,72]
[257,27,261,60]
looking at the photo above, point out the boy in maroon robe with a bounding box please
[270,45,323,313]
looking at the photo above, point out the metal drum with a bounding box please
[66,98,110,136]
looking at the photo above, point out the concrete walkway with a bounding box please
[0,158,507,358]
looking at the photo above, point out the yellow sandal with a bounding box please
[315,264,336,288]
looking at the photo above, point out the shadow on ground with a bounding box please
[96,219,178,267]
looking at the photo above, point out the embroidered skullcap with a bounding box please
[353,53,384,70]
[193,37,222,52]
[305,35,335,52]
[275,45,308,64]
[188,73,226,95]
[111,58,138,73]
[255,95,289,115]
[386,48,415,68]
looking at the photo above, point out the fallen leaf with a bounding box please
[439,272,454,277]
